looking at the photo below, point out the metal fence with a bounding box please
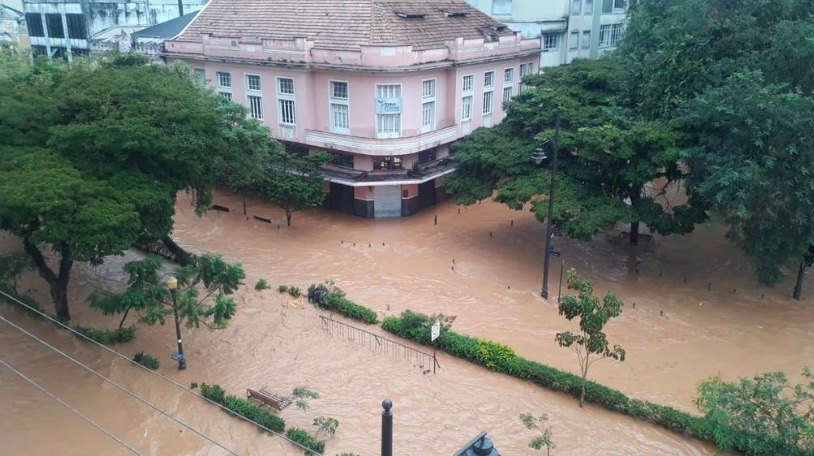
[319,315,439,373]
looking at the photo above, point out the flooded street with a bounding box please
[2,190,813,455]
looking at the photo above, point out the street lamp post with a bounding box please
[166,276,186,370]
[532,109,561,300]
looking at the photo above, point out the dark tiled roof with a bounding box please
[178,0,514,50]
[134,10,200,40]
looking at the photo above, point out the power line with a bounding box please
[0,290,318,455]
[0,312,240,456]
[0,355,142,456]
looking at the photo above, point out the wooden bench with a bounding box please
[246,387,292,411]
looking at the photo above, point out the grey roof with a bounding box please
[134,10,200,40]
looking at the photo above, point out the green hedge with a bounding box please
[286,427,325,455]
[381,311,715,443]
[199,383,286,433]
[307,282,378,324]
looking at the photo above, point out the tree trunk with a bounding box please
[629,221,640,245]
[793,261,805,300]
[285,209,292,226]
[118,304,132,328]
[23,238,73,321]
[162,236,196,266]
[242,196,247,216]
[579,372,587,408]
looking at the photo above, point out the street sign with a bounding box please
[431,320,441,342]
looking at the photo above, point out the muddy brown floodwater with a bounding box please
[2,189,813,455]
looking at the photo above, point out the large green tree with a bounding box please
[0,54,270,319]
[262,150,330,226]
[681,72,814,288]
[618,0,814,292]
[447,59,705,243]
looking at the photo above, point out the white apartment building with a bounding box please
[467,0,628,68]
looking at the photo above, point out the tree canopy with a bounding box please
[617,0,814,291]
[0,52,274,319]
[262,150,330,226]
[446,59,705,243]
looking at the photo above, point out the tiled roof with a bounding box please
[177,0,515,50]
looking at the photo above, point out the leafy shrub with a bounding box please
[198,383,285,433]
[73,325,136,345]
[255,279,270,291]
[288,286,302,298]
[200,383,226,404]
[190,382,199,389]
[475,339,515,371]
[308,281,377,324]
[133,351,160,370]
[307,280,345,307]
[286,427,326,455]
[278,284,289,293]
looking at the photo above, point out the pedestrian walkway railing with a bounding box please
[319,315,439,373]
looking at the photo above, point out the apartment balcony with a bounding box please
[321,156,456,186]
[305,125,459,157]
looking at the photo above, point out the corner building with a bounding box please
[165,0,540,217]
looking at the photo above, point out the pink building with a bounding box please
[165,0,540,217]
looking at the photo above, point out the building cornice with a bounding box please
[163,47,540,73]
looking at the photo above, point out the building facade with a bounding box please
[165,0,540,218]
[1,0,28,48]
[23,0,205,60]
[466,0,628,68]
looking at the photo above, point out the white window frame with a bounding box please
[246,74,262,92]
[462,74,474,93]
[571,0,581,15]
[599,24,612,47]
[244,73,263,120]
[610,23,623,46]
[247,95,263,120]
[217,71,232,100]
[504,68,514,84]
[329,80,349,134]
[483,71,494,116]
[502,86,513,103]
[277,77,296,125]
[421,78,436,133]
[519,63,534,93]
[375,83,402,139]
[542,33,559,52]
[503,68,514,104]
[569,31,579,50]
[584,0,593,14]
[461,95,473,121]
[461,74,474,122]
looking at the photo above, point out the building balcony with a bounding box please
[305,125,459,157]
[321,156,456,186]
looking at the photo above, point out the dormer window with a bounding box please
[395,10,426,19]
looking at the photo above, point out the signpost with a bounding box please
[431,320,440,374]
